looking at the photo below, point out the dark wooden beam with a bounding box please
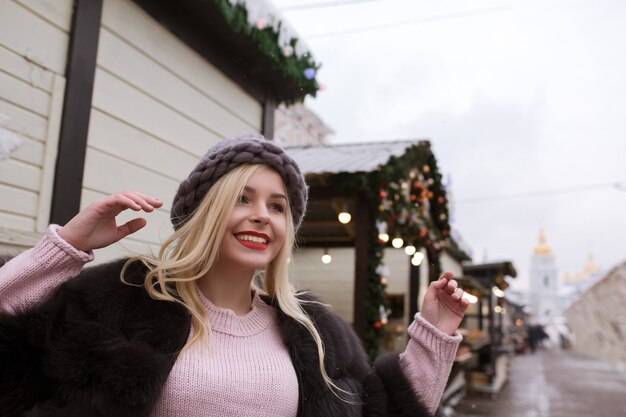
[262,97,275,139]
[409,257,421,318]
[353,192,370,341]
[50,0,103,225]
[308,185,351,200]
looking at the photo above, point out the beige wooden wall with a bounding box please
[87,0,263,262]
[290,246,432,326]
[0,0,263,257]
[0,0,73,250]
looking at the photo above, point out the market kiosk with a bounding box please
[440,261,518,409]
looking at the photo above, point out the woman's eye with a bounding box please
[269,203,285,213]
[238,195,250,204]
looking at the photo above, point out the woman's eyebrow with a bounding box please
[243,186,287,200]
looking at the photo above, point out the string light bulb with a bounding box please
[492,287,505,298]
[304,68,316,80]
[321,248,332,264]
[462,292,478,304]
[378,233,389,243]
[282,45,294,57]
[404,245,416,256]
[391,237,404,248]
[411,252,424,266]
[338,205,351,224]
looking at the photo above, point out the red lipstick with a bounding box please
[234,231,270,250]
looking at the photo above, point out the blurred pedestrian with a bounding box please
[527,323,549,353]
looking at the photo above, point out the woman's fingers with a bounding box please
[431,272,453,289]
[432,273,470,305]
[120,191,163,211]
[118,218,147,238]
[102,192,162,214]
[451,287,464,301]
[446,279,458,294]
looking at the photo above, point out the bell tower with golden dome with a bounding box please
[529,229,559,322]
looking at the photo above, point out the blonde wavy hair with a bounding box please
[122,164,351,398]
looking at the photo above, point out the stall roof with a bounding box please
[285,140,425,175]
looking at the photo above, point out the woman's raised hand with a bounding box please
[420,272,470,336]
[57,192,163,252]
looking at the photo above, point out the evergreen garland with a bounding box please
[334,141,455,360]
[215,0,320,100]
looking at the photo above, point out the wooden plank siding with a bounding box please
[83,0,263,261]
[15,0,74,33]
[97,28,257,140]
[291,247,357,324]
[0,0,266,254]
[0,0,72,248]
[101,0,262,129]
[0,0,69,75]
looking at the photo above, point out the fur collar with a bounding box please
[0,259,431,417]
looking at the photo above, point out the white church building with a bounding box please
[528,230,559,324]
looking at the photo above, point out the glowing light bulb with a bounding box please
[492,287,505,298]
[321,248,332,264]
[404,245,416,256]
[282,45,294,57]
[462,293,478,304]
[304,68,316,79]
[411,252,424,266]
[378,233,389,242]
[391,237,404,248]
[338,212,351,224]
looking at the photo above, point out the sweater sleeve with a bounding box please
[399,313,462,414]
[0,224,93,313]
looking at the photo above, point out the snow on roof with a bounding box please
[284,139,424,175]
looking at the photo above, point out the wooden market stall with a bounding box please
[285,139,463,359]
[460,261,518,395]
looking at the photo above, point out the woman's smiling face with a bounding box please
[217,166,288,273]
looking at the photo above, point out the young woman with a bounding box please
[0,135,468,417]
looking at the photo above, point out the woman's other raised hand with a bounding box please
[420,272,470,336]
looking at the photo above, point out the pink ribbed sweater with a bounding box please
[0,225,461,416]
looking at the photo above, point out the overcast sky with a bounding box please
[274,0,626,291]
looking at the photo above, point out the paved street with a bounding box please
[451,348,626,417]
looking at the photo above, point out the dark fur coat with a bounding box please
[0,258,431,417]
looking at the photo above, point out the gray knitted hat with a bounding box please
[171,134,308,231]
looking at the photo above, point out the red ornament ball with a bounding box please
[374,321,383,329]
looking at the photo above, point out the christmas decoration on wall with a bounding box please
[333,141,465,360]
[216,0,321,100]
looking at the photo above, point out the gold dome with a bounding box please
[583,252,599,274]
[534,229,552,255]
[562,271,572,283]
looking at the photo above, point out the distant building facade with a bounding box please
[560,252,604,306]
[273,103,334,146]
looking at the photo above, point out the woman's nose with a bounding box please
[250,204,270,224]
